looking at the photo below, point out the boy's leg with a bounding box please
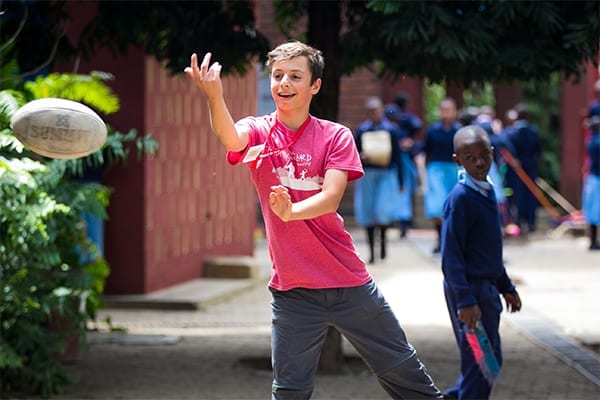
[270,288,330,400]
[333,280,442,399]
[443,280,502,400]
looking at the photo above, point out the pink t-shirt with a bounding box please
[228,113,370,291]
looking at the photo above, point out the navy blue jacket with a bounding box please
[441,181,516,308]
[422,121,462,163]
[588,131,600,176]
[505,121,541,173]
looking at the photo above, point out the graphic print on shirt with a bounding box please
[273,150,323,191]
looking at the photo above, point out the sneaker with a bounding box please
[432,245,441,254]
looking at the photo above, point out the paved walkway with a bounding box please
[58,228,599,399]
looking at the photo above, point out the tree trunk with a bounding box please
[307,0,345,375]
[307,0,341,122]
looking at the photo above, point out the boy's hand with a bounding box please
[503,292,522,313]
[269,185,293,222]
[458,304,481,331]
[184,53,223,100]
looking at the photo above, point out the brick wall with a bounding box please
[141,59,257,293]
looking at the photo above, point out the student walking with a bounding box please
[385,92,422,238]
[441,125,522,399]
[422,98,461,253]
[185,40,442,400]
[503,104,542,234]
[354,96,404,263]
[583,116,600,250]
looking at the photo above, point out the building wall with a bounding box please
[90,46,147,294]
[61,1,257,294]
[142,60,256,293]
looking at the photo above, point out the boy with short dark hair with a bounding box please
[441,125,522,399]
[185,41,442,400]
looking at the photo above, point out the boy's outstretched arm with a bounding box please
[184,53,249,152]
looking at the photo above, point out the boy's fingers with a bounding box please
[184,53,197,76]
[200,52,212,72]
[208,62,221,79]
[192,53,200,72]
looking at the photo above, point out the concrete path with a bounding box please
[58,228,600,399]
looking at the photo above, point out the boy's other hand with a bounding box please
[269,185,293,222]
[184,53,223,100]
[503,292,522,313]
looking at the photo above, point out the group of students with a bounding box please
[353,93,547,259]
[185,40,527,400]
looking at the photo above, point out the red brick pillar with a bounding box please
[494,83,523,126]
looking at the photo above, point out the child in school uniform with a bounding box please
[354,96,405,264]
[582,116,600,250]
[440,125,522,399]
[422,98,462,253]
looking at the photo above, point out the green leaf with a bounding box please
[24,72,120,114]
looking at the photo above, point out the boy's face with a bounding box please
[270,56,321,113]
[452,138,494,181]
[440,101,457,123]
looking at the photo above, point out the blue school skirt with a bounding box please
[354,167,400,227]
[424,161,459,219]
[582,174,600,224]
[392,153,418,221]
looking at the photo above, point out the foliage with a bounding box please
[422,81,447,126]
[0,156,110,396]
[462,83,496,113]
[357,0,599,85]
[82,1,270,76]
[0,0,74,88]
[522,74,561,188]
[272,1,599,86]
[0,72,156,396]
[0,0,270,79]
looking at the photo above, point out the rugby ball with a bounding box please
[10,98,107,159]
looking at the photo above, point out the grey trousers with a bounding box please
[270,280,442,399]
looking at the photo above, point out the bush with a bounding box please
[0,73,156,397]
[0,157,110,396]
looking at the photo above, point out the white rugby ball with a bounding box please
[10,98,107,159]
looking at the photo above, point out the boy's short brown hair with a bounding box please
[266,41,324,84]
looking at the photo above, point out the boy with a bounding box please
[441,125,522,399]
[185,41,442,399]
